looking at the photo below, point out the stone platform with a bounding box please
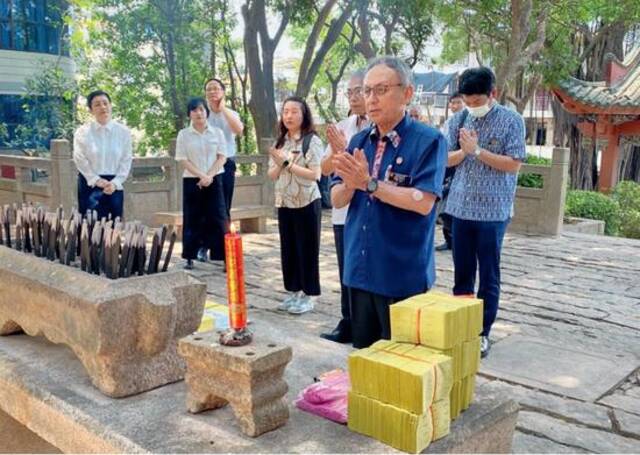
[0,307,518,453]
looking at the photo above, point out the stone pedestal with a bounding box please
[178,332,292,437]
[0,246,206,398]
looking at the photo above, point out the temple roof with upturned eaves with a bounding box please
[553,46,640,115]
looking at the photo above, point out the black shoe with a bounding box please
[320,328,352,344]
[480,336,491,358]
[435,242,451,252]
[184,259,194,270]
[196,248,208,262]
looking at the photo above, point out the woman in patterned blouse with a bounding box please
[268,97,324,315]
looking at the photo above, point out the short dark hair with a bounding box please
[204,77,225,92]
[187,97,210,117]
[87,90,111,109]
[449,91,462,101]
[275,96,316,148]
[458,67,495,96]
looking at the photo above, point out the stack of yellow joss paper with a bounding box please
[389,290,483,419]
[348,340,453,453]
[347,291,483,453]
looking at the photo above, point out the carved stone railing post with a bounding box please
[546,147,569,235]
[260,137,275,208]
[50,139,77,212]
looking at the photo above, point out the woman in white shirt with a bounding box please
[73,90,132,220]
[175,98,228,270]
[268,96,323,315]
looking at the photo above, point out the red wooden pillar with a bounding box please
[599,132,620,193]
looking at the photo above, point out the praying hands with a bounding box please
[332,148,370,191]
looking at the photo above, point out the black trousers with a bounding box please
[182,177,228,261]
[277,199,321,296]
[222,158,236,218]
[333,224,351,335]
[441,212,453,247]
[77,173,123,220]
[349,288,412,349]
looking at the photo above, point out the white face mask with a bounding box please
[467,102,492,118]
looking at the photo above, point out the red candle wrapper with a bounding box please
[225,224,247,330]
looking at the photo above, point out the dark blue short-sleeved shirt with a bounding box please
[332,115,448,298]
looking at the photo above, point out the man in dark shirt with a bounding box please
[331,56,447,348]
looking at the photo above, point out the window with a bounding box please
[0,95,24,146]
[0,0,68,55]
[535,125,547,146]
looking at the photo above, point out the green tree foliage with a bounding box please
[70,0,212,155]
[9,63,78,153]
[0,123,8,144]
[612,181,640,239]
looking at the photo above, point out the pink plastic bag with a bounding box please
[295,370,350,424]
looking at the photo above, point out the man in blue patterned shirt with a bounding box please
[444,67,526,358]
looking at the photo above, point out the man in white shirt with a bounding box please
[201,78,244,262]
[205,78,244,217]
[73,90,133,220]
[319,69,369,344]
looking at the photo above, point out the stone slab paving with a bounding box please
[184,213,640,453]
[481,336,637,401]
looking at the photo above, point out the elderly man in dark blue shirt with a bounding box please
[331,56,448,349]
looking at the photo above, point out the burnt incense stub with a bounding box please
[0,246,206,397]
[178,332,292,437]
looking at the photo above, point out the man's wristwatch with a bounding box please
[282,159,290,168]
[474,146,482,157]
[366,177,379,194]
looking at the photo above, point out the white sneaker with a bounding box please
[288,294,315,315]
[480,336,491,358]
[277,292,300,312]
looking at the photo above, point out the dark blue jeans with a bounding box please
[451,216,509,337]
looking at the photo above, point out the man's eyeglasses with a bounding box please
[347,87,363,98]
[363,84,404,98]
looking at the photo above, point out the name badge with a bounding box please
[386,171,412,187]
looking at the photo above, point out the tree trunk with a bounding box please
[153,0,185,132]
[209,7,217,77]
[494,0,547,101]
[241,0,288,149]
[355,0,375,59]
[295,1,354,98]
